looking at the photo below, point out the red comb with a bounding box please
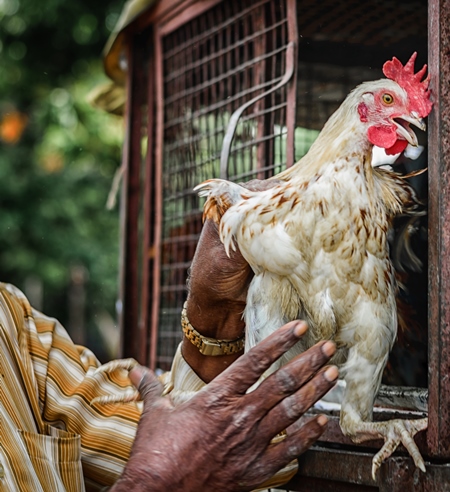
[383,52,432,118]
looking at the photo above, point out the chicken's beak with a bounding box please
[392,114,426,147]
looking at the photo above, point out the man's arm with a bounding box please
[184,179,283,382]
[184,218,251,382]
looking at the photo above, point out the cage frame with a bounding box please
[117,0,450,488]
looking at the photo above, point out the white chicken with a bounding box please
[195,53,432,478]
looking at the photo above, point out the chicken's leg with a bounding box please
[339,344,427,479]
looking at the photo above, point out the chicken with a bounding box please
[194,53,432,479]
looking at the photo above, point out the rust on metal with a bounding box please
[149,24,165,369]
[285,0,298,168]
[285,446,450,492]
[427,0,450,459]
[119,34,148,363]
[141,28,157,370]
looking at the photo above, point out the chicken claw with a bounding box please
[91,358,141,406]
[369,417,427,479]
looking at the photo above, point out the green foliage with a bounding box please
[0,0,125,354]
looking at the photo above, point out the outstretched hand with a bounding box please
[111,321,337,492]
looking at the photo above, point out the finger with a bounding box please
[128,366,146,388]
[129,366,172,411]
[258,365,338,440]
[211,320,308,395]
[245,341,336,413]
[251,415,327,485]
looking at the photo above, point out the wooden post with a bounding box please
[427,0,450,459]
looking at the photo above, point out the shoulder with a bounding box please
[0,282,31,336]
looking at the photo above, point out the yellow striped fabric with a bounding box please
[0,283,141,491]
[0,282,298,491]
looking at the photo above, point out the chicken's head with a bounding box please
[357,53,432,155]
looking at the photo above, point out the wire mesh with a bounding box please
[156,0,293,370]
[153,0,428,375]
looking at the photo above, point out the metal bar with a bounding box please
[253,3,270,179]
[285,0,298,168]
[294,446,376,487]
[228,164,284,182]
[220,41,296,178]
[162,0,272,59]
[148,26,165,371]
[376,385,428,413]
[164,101,287,149]
[321,381,428,413]
[119,35,145,361]
[140,30,156,366]
[164,46,287,106]
[158,0,223,37]
[230,131,286,154]
[165,19,287,83]
[163,76,284,131]
[268,0,277,168]
[164,102,288,153]
[284,478,377,492]
[427,0,450,459]
[285,446,450,491]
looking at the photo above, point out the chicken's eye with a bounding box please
[382,93,394,105]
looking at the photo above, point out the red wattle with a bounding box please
[385,139,408,155]
[367,125,398,149]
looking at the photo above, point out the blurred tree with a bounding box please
[0,0,125,360]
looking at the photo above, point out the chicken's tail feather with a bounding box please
[194,179,248,224]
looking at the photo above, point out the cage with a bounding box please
[103,0,450,489]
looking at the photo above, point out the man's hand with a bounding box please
[111,321,338,492]
[185,179,283,382]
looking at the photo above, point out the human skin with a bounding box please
[110,321,338,492]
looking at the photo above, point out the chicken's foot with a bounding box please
[346,417,427,479]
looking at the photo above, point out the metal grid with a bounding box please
[153,0,428,376]
[119,0,450,487]
[156,0,296,370]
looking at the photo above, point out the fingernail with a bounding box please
[324,366,339,381]
[294,321,308,337]
[321,341,336,357]
[317,415,328,427]
[129,366,145,388]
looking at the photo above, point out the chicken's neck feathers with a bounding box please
[275,79,409,186]
[279,98,372,183]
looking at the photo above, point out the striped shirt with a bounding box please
[0,283,141,491]
[0,282,298,491]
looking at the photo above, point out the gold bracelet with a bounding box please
[181,302,245,356]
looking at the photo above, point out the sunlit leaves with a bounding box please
[0,0,125,354]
